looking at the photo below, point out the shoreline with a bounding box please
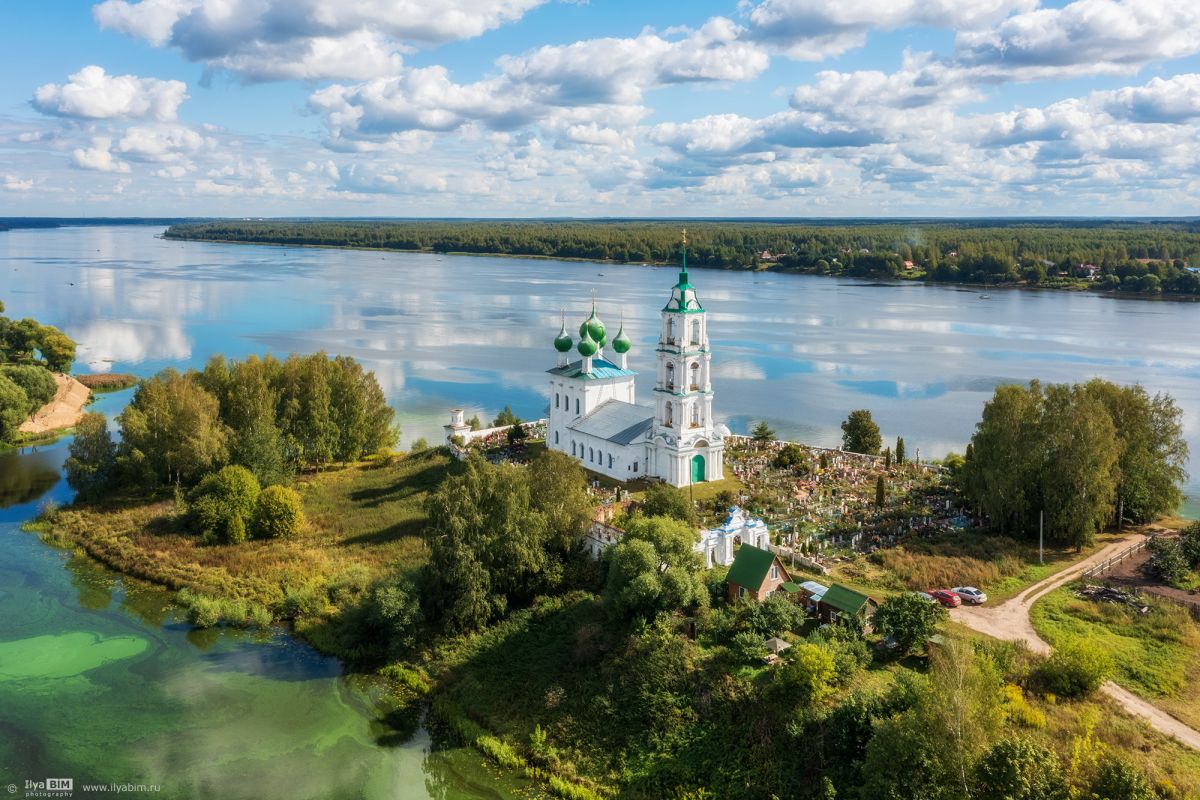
[160,233,1200,303]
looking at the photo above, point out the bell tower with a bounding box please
[652,230,722,484]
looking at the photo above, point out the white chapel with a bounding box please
[546,232,727,487]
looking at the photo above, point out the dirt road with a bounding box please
[950,532,1200,750]
[17,374,91,435]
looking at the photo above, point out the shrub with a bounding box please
[1037,640,1111,698]
[1090,758,1155,800]
[775,643,837,705]
[728,631,768,664]
[253,484,305,539]
[189,465,260,543]
[1181,523,1200,569]
[973,736,1063,800]
[1148,536,1190,586]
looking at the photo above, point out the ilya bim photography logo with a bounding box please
[19,779,72,797]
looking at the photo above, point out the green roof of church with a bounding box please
[547,358,636,381]
[727,544,784,591]
[820,584,870,616]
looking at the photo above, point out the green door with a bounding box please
[690,454,705,483]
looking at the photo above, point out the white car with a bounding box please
[952,586,987,605]
[916,591,938,604]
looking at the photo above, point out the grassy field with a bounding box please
[1032,586,1200,730]
[818,531,1128,602]
[35,448,457,615]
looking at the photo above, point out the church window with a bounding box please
[554,431,559,444]
[575,398,580,414]
[633,460,639,473]
[665,362,675,391]
[690,321,700,345]
[691,404,700,428]
[571,441,576,456]
[608,453,613,468]
[689,362,700,391]
[664,402,673,428]
[589,447,594,462]
[555,392,560,409]
[667,317,676,344]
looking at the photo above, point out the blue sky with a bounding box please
[2,0,1200,216]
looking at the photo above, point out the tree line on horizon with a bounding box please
[165,220,1200,295]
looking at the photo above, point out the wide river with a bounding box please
[2,225,1198,796]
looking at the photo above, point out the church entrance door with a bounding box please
[690,454,705,483]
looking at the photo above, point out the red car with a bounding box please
[929,589,961,608]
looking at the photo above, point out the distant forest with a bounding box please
[164,219,1200,296]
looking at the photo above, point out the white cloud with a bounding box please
[953,0,1200,81]
[115,124,208,162]
[33,66,188,121]
[93,0,547,81]
[1101,74,1200,123]
[746,0,1036,59]
[71,137,132,173]
[310,18,767,149]
[2,174,34,192]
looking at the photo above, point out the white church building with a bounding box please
[695,506,771,568]
[546,233,727,487]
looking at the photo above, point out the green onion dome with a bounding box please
[612,324,632,354]
[579,306,605,346]
[554,320,573,353]
[577,328,598,357]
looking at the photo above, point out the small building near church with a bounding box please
[816,584,872,626]
[695,506,770,568]
[726,544,791,602]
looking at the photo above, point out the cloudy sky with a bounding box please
[2,0,1200,216]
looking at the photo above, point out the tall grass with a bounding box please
[872,535,1028,589]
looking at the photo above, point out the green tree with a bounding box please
[1082,379,1188,524]
[640,481,697,526]
[367,575,423,653]
[276,353,337,468]
[118,370,230,486]
[872,592,945,653]
[64,412,116,500]
[527,449,594,556]
[895,436,906,464]
[493,405,520,427]
[506,422,528,447]
[604,516,706,622]
[729,630,768,664]
[876,474,886,508]
[36,325,76,372]
[962,383,1044,536]
[0,373,30,442]
[328,354,396,462]
[1036,385,1118,550]
[772,443,808,473]
[423,456,552,632]
[201,355,287,486]
[409,437,428,453]
[253,484,305,539]
[973,737,1065,800]
[1147,536,1189,585]
[750,420,775,442]
[841,409,882,455]
[1,365,57,410]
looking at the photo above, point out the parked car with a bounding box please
[916,591,937,604]
[952,586,987,605]
[929,589,961,608]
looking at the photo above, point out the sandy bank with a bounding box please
[18,374,92,435]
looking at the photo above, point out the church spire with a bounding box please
[678,228,690,289]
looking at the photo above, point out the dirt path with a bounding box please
[950,532,1200,750]
[17,374,91,435]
